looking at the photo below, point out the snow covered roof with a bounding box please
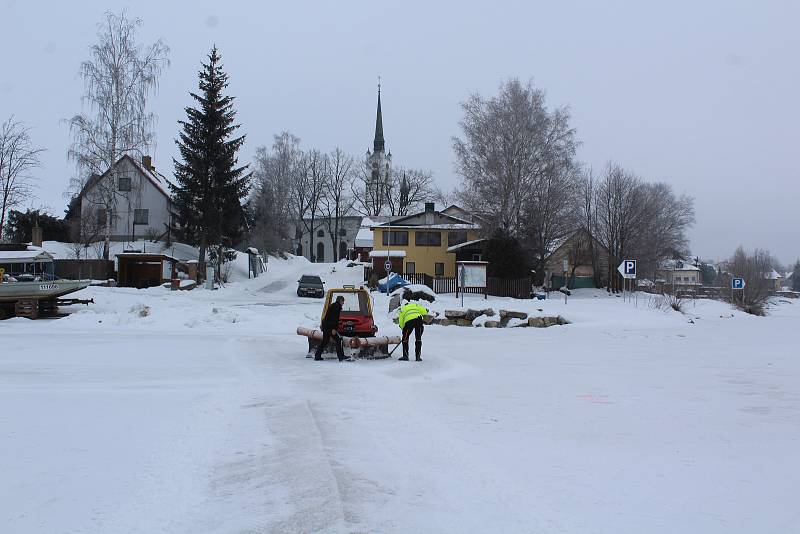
[658,259,700,271]
[0,246,54,263]
[765,269,782,280]
[127,155,175,199]
[447,238,487,252]
[368,250,406,258]
[374,223,476,230]
[76,154,175,204]
[116,252,180,262]
[355,226,374,248]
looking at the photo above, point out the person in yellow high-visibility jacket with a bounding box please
[397,301,428,361]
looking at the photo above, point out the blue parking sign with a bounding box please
[731,277,746,289]
[617,259,637,279]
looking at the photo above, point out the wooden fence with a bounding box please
[55,259,115,280]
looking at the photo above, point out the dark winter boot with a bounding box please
[399,342,409,361]
[415,342,422,362]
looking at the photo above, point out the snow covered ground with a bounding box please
[1,256,799,533]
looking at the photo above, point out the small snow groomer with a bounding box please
[296,285,400,359]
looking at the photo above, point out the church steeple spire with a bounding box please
[373,81,385,153]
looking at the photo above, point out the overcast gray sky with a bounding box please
[1,0,798,264]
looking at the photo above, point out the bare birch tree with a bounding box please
[384,167,435,216]
[351,156,388,216]
[291,149,327,261]
[522,162,581,278]
[0,117,44,240]
[453,78,577,236]
[250,132,301,253]
[724,247,776,314]
[67,11,168,259]
[591,162,694,291]
[320,148,355,261]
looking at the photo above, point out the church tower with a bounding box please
[364,83,391,215]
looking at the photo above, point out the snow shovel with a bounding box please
[388,334,408,358]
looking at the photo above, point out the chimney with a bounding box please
[142,155,154,171]
[424,202,435,225]
[31,224,43,248]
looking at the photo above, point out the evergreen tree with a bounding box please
[793,260,800,291]
[4,209,71,243]
[172,47,250,280]
[484,228,530,279]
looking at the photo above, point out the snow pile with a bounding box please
[390,283,435,297]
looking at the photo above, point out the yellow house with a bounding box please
[370,203,480,278]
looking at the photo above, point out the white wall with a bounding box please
[80,157,172,242]
[294,217,362,262]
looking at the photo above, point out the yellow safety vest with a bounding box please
[398,302,428,328]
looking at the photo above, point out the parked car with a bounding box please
[297,275,325,298]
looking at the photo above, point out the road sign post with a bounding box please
[384,259,393,295]
[459,264,465,307]
[731,277,746,309]
[617,260,637,305]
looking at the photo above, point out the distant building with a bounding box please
[765,269,782,292]
[66,155,175,244]
[292,216,363,263]
[655,259,701,288]
[544,228,610,289]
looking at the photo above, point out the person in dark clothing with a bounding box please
[315,295,346,361]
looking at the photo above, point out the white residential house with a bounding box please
[655,259,702,287]
[765,269,782,292]
[68,155,175,244]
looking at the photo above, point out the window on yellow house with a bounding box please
[435,262,444,276]
[447,231,468,247]
[405,262,415,274]
[415,231,441,246]
[382,230,408,246]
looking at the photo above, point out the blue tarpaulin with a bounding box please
[378,272,409,293]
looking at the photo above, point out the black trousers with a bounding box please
[315,329,345,360]
[402,317,424,358]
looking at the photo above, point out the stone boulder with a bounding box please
[484,320,500,328]
[445,310,467,320]
[464,309,483,321]
[388,294,403,312]
[455,318,473,327]
[499,309,528,320]
[528,317,546,328]
[433,317,452,326]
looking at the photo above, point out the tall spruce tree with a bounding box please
[172,46,250,281]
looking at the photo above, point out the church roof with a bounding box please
[373,87,385,153]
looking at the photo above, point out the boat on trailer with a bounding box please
[0,244,92,319]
